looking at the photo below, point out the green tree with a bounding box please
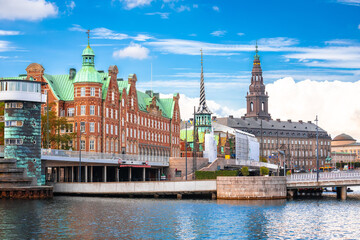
[241,166,249,176]
[41,107,75,149]
[260,167,269,176]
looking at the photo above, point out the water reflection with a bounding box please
[0,193,360,239]
[216,199,286,207]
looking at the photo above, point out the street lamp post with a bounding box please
[185,121,188,180]
[79,123,82,182]
[315,115,319,182]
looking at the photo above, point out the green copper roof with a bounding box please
[73,66,103,84]
[43,74,74,101]
[82,45,95,56]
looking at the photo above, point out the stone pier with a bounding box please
[216,176,287,200]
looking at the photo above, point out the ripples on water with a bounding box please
[1,188,360,239]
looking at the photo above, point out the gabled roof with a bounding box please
[6,71,178,119]
[43,74,74,101]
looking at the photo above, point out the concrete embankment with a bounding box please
[54,176,289,200]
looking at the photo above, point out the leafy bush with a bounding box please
[195,170,239,179]
[241,166,249,176]
[260,167,269,176]
[259,157,268,163]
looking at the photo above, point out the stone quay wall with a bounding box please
[217,176,287,200]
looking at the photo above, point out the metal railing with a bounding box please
[41,148,169,166]
[287,171,360,182]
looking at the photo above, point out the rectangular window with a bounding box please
[90,87,95,96]
[106,124,109,134]
[115,110,118,119]
[81,105,86,115]
[81,87,85,97]
[5,121,23,127]
[5,139,23,145]
[90,105,95,115]
[81,140,85,150]
[111,109,113,119]
[90,122,95,132]
[115,126,118,135]
[112,92,115,101]
[106,108,109,118]
[111,125,113,134]
[80,122,85,132]
[90,140,95,150]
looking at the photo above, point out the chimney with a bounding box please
[229,115,233,119]
[69,68,76,80]
[212,116,217,120]
[308,121,312,124]
[299,120,303,123]
[276,118,280,122]
[241,116,245,120]
[287,119,292,123]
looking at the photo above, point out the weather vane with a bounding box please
[86,29,90,46]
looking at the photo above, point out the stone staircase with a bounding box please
[0,159,35,187]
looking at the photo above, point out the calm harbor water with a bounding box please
[1,189,360,239]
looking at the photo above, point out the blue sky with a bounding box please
[1,0,360,138]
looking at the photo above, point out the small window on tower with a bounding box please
[262,102,265,111]
[250,102,254,112]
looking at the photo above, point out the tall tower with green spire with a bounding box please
[244,41,271,120]
[195,49,212,133]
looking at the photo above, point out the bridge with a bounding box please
[286,171,360,200]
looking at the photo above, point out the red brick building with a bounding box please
[12,43,181,158]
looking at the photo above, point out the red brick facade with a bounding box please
[24,63,181,158]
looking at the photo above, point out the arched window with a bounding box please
[250,102,254,112]
[262,102,265,111]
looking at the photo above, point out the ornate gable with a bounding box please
[146,97,162,117]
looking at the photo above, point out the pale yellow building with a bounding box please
[331,133,360,161]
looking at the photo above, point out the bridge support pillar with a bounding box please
[177,194,182,200]
[143,168,146,181]
[85,166,88,183]
[129,167,132,181]
[103,166,107,183]
[90,166,93,182]
[71,166,74,182]
[337,186,347,200]
[116,168,119,182]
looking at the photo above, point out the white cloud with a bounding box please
[0,30,21,36]
[192,4,198,8]
[358,24,360,29]
[69,25,153,41]
[212,6,219,11]
[0,40,14,52]
[66,1,76,14]
[0,0,58,21]
[237,32,245,36]
[258,37,299,47]
[113,42,149,60]
[159,93,245,120]
[145,12,170,19]
[120,0,153,9]
[336,0,360,6]
[267,77,360,140]
[211,30,226,37]
[176,5,190,12]
[189,33,197,37]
